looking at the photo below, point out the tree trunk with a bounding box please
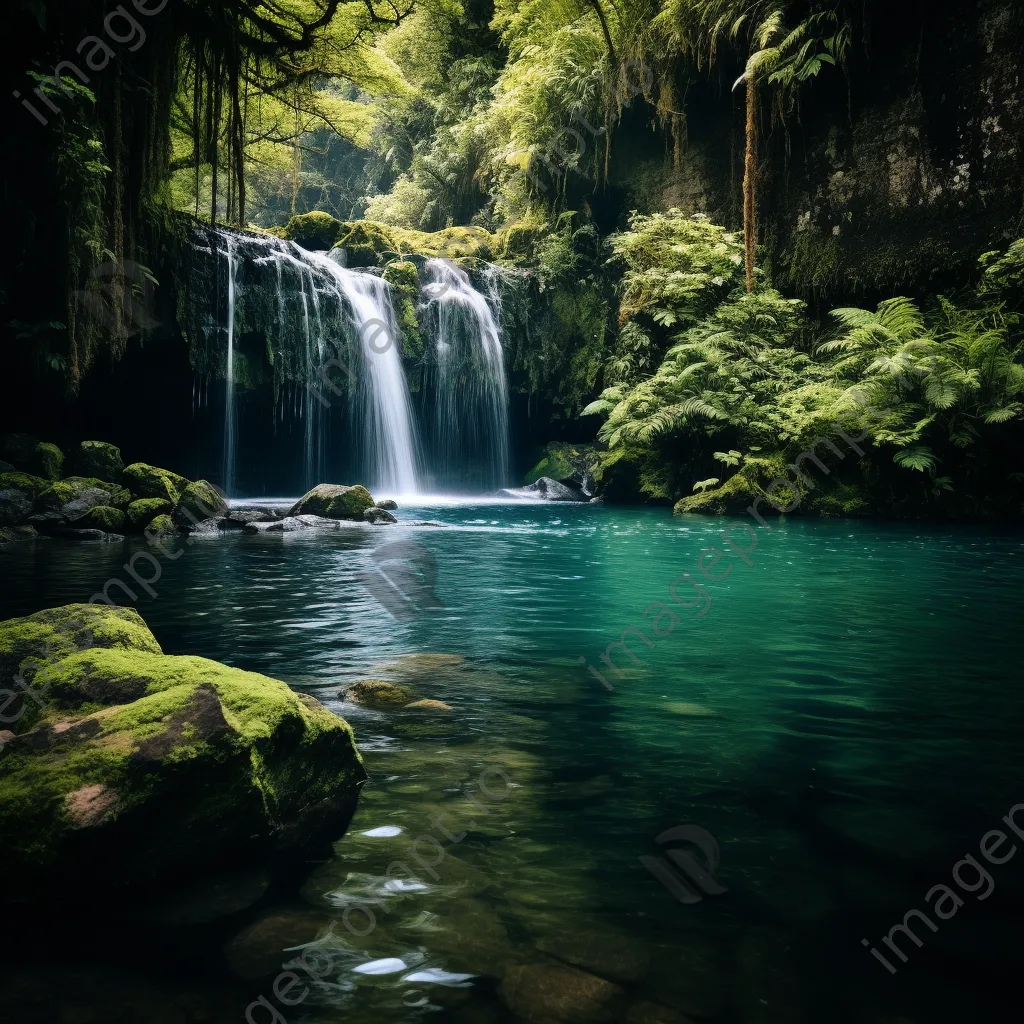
[743,73,757,293]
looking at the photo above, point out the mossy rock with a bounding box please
[1,434,64,480]
[0,525,37,544]
[0,604,163,732]
[73,441,124,482]
[674,472,763,515]
[290,483,374,520]
[0,472,50,500]
[125,498,173,532]
[382,259,419,295]
[284,211,344,252]
[1,473,47,526]
[0,613,366,892]
[123,463,190,503]
[497,223,546,262]
[144,513,178,537]
[337,220,396,255]
[76,506,125,532]
[342,679,414,709]
[524,443,600,490]
[173,480,228,526]
[33,478,130,523]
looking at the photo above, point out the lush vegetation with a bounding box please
[2,0,1022,517]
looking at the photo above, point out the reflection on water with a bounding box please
[2,502,1023,1022]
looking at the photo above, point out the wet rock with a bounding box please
[76,505,126,532]
[224,909,334,980]
[0,488,32,526]
[364,506,398,524]
[32,478,125,524]
[73,441,124,482]
[173,479,228,525]
[41,527,123,542]
[624,1001,696,1024]
[1,434,63,479]
[0,524,37,544]
[144,513,178,537]
[245,514,342,533]
[405,699,454,711]
[227,509,276,524]
[499,962,626,1022]
[125,498,173,531]
[498,476,586,501]
[290,483,375,520]
[376,498,399,510]
[0,604,366,894]
[123,462,190,503]
[343,679,415,708]
[534,924,650,983]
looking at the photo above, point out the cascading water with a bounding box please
[191,225,420,496]
[420,258,510,492]
[306,250,420,495]
[222,234,239,498]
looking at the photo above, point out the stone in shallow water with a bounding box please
[624,1000,697,1024]
[224,909,333,980]
[499,962,626,1022]
[405,699,454,711]
[364,506,398,524]
[534,922,651,983]
[343,679,415,708]
[662,702,716,716]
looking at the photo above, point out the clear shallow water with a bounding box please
[2,502,1023,1022]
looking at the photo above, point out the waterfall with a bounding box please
[305,251,420,495]
[222,234,238,498]
[421,258,510,492]
[195,226,420,496]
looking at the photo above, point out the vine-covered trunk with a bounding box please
[743,73,757,293]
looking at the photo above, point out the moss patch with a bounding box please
[290,484,374,520]
[76,506,125,532]
[343,680,414,708]
[0,472,50,500]
[173,480,228,525]
[74,441,124,482]
[125,498,172,532]
[123,463,190,503]
[284,211,344,251]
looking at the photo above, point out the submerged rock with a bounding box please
[73,441,124,482]
[0,604,366,895]
[499,963,626,1022]
[363,506,397,524]
[404,699,454,712]
[342,679,414,708]
[534,925,650,984]
[290,483,375,520]
[123,462,190,503]
[245,514,342,533]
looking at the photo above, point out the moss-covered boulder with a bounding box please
[290,483,374,520]
[32,477,131,524]
[1,434,64,480]
[0,487,34,527]
[76,506,126,532]
[342,680,414,708]
[73,441,124,482]
[284,211,344,251]
[0,604,163,731]
[144,514,178,537]
[125,498,173,532]
[0,472,51,501]
[173,480,228,526]
[0,524,37,544]
[0,605,366,894]
[336,221,397,265]
[525,443,601,494]
[123,463,190,503]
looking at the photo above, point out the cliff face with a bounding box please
[607,0,1024,306]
